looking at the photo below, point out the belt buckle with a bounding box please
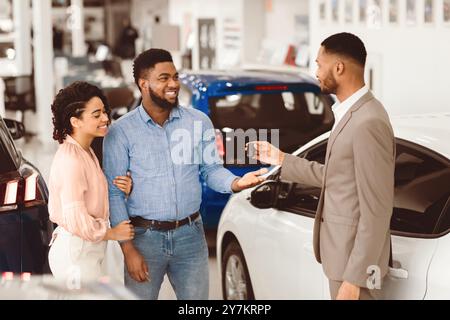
[175,220,179,229]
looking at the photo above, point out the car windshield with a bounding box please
[209,91,333,155]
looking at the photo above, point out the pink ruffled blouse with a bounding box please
[48,135,109,242]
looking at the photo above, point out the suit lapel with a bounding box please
[324,91,374,164]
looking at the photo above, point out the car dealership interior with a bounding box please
[0,0,449,301]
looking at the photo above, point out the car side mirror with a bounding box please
[4,118,25,140]
[250,180,280,209]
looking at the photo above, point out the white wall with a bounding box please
[131,0,168,27]
[165,0,450,117]
[169,0,244,69]
[309,0,450,116]
[131,0,169,52]
[168,0,308,68]
[265,0,309,46]
[242,0,266,63]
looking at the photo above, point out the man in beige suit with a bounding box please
[250,33,395,300]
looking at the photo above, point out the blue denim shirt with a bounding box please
[103,105,237,226]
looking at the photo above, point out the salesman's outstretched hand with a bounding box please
[246,141,286,166]
[231,168,269,192]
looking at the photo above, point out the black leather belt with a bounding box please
[130,212,200,231]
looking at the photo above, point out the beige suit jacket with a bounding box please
[281,91,395,288]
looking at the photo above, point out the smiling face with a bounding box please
[140,61,180,110]
[71,96,109,138]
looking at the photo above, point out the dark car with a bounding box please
[0,116,53,275]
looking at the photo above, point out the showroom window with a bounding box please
[390,141,450,237]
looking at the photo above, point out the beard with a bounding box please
[319,72,338,95]
[149,88,179,110]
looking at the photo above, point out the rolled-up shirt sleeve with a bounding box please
[58,156,108,243]
[103,124,130,227]
[198,114,238,193]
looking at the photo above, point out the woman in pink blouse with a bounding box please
[48,81,134,284]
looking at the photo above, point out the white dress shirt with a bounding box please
[331,85,369,132]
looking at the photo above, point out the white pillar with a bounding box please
[13,0,32,76]
[70,0,86,57]
[32,0,55,144]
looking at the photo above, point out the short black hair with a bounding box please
[133,48,173,88]
[51,81,110,144]
[321,32,367,67]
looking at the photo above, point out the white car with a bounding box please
[217,113,450,300]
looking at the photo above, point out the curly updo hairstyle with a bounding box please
[51,81,110,144]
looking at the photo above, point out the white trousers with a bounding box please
[48,227,124,285]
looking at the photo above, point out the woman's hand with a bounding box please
[113,171,133,196]
[104,220,134,241]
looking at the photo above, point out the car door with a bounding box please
[252,141,327,299]
[382,140,450,299]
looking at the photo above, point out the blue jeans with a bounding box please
[125,216,209,300]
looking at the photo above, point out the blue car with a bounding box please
[0,116,53,275]
[177,70,334,229]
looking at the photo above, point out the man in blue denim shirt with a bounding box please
[103,49,267,300]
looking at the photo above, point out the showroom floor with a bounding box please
[17,136,222,300]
